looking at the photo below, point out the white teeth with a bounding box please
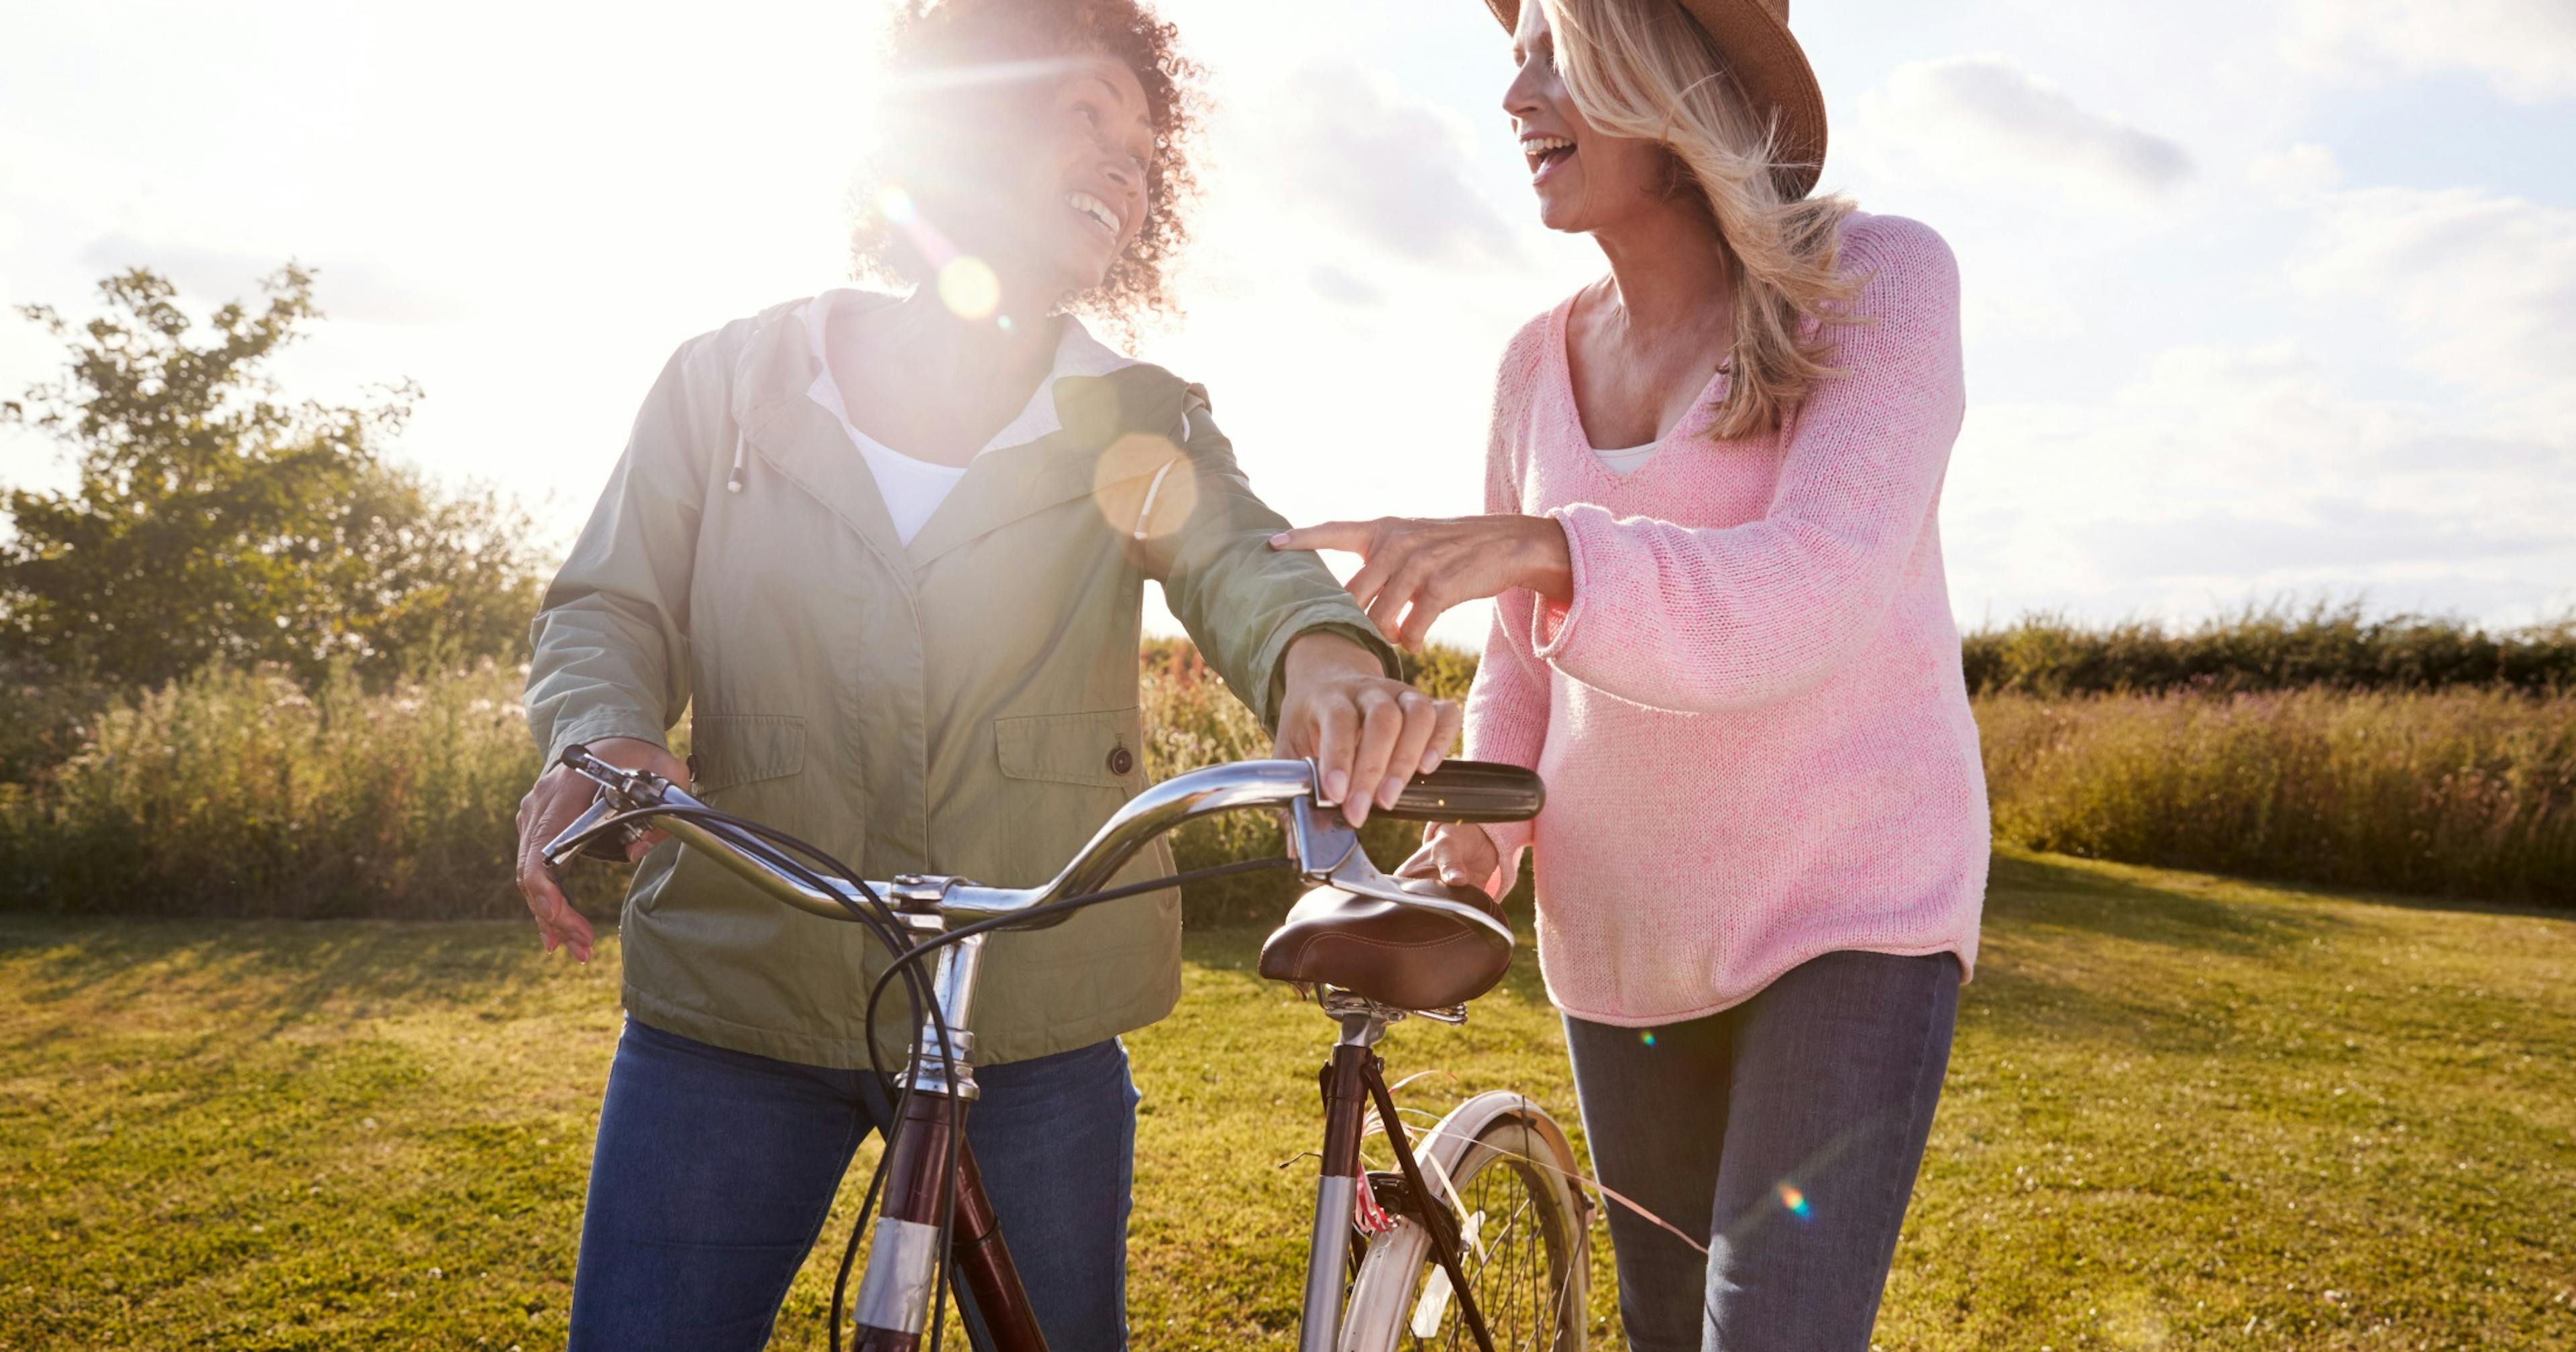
[1519,135,1574,155]
[1067,190,1121,235]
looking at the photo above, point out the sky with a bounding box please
[3,0,2572,650]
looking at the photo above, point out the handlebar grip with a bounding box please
[1377,760,1546,824]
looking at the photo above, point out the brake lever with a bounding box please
[1283,765,1514,945]
[1287,789,1364,881]
[541,743,680,868]
[543,795,650,868]
[557,743,674,798]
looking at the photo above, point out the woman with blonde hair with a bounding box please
[1272,0,1984,1345]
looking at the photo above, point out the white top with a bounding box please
[804,290,1136,545]
[1593,443,1658,477]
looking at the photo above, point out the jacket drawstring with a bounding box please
[1132,405,1198,541]
[727,428,747,494]
[1132,458,1178,542]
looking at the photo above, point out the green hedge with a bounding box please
[1962,602,2576,697]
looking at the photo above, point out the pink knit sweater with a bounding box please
[1463,213,1988,1027]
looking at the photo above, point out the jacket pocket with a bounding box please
[690,714,808,795]
[995,708,1146,791]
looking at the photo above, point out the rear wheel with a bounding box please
[1339,1092,1588,1352]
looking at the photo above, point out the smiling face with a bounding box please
[855,0,1203,325]
[1503,2,1675,235]
[1000,54,1155,302]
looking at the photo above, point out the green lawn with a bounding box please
[3,850,2571,1350]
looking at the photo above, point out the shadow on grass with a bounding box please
[0,915,539,1031]
[1192,852,2337,1010]
[1982,852,2348,956]
[1994,844,2576,924]
[1179,854,2380,1062]
[1963,853,2367,1055]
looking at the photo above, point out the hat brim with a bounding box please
[1479,0,1826,201]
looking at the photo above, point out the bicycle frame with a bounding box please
[542,748,1509,1352]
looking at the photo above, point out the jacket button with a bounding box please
[1107,746,1135,777]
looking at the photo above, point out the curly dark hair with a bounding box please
[851,0,1205,326]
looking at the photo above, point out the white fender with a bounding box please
[1336,1090,1590,1352]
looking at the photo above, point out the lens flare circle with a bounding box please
[937,256,1001,320]
[1093,433,1196,541]
[1776,1182,1810,1219]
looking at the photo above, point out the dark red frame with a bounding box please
[848,1044,1493,1352]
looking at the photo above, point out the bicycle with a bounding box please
[541,744,1590,1352]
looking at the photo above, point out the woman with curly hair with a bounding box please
[1275,0,1984,1345]
[513,3,1456,1347]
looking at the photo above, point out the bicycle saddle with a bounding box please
[1257,875,1513,1011]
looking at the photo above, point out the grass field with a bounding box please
[3,850,2572,1351]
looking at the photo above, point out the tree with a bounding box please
[1,265,541,687]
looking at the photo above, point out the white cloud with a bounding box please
[1944,341,2576,626]
[76,233,469,326]
[2290,186,2576,431]
[1254,61,1524,268]
[1307,264,1385,307]
[2247,142,2343,201]
[1853,56,2194,202]
[2288,0,2576,103]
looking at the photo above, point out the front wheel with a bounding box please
[1339,1091,1590,1352]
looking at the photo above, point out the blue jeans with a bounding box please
[567,1018,1140,1352]
[1564,950,1960,1352]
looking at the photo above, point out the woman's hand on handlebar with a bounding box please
[513,735,690,962]
[1275,632,1462,828]
[1399,822,1503,895]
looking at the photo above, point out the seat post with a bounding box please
[1299,1014,1386,1351]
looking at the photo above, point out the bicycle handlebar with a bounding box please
[540,746,1541,935]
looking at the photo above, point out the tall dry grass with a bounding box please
[1980,687,2576,904]
[4,643,2569,917]
[0,661,627,917]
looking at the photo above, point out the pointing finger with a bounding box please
[1267,520,1378,555]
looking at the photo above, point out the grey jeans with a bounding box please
[1563,949,1960,1352]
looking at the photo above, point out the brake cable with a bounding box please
[549,799,959,1350]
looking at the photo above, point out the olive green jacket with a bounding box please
[527,298,1392,1068]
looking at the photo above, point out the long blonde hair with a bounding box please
[1540,0,1859,439]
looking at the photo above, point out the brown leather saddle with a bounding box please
[1256,875,1513,1011]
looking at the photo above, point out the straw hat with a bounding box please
[1479,0,1827,201]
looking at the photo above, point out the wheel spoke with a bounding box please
[1389,1135,1578,1351]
